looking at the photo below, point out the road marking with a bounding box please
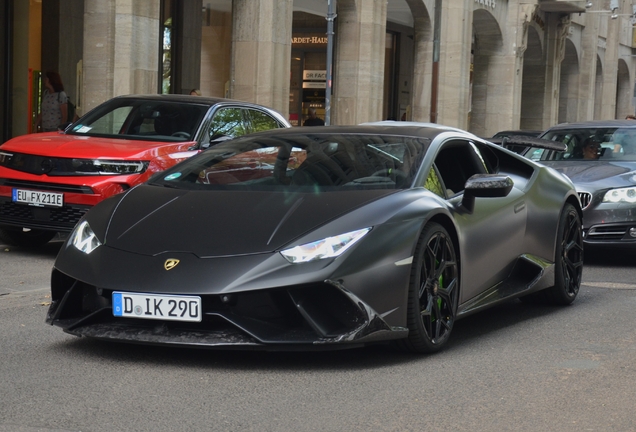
[582,281,636,290]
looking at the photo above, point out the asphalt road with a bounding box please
[1,241,635,432]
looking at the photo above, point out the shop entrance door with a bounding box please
[290,50,326,127]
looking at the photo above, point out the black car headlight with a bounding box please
[71,221,102,254]
[603,187,636,204]
[0,151,13,165]
[280,228,371,264]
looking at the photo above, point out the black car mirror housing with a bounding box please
[461,174,514,213]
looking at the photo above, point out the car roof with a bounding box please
[493,130,542,136]
[107,94,291,127]
[247,122,477,141]
[546,120,636,131]
[362,120,476,134]
[111,94,278,110]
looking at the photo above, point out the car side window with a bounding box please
[247,109,281,133]
[527,148,543,161]
[432,141,488,196]
[424,165,445,198]
[208,107,247,141]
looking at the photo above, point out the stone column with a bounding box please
[541,13,569,128]
[410,14,433,123]
[483,2,532,134]
[332,0,387,125]
[436,0,472,129]
[558,20,582,124]
[82,0,160,113]
[575,15,600,121]
[600,14,620,119]
[469,2,525,137]
[230,0,292,117]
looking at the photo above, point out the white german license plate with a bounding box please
[112,292,202,322]
[12,189,63,207]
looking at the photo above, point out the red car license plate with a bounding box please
[12,189,64,207]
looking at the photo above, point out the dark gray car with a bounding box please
[47,124,583,353]
[525,120,636,248]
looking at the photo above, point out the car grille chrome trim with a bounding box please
[587,224,635,241]
[0,178,94,194]
[578,192,592,209]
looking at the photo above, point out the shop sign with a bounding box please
[292,36,327,45]
[303,70,326,81]
[475,0,496,9]
[292,36,328,45]
[303,82,326,89]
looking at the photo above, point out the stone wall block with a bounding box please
[132,0,160,20]
[132,16,159,71]
[233,41,258,86]
[133,69,157,95]
[233,0,258,42]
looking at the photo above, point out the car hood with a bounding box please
[102,185,395,257]
[0,132,180,159]
[540,160,636,188]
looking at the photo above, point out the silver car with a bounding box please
[525,120,636,248]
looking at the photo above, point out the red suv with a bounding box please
[0,94,290,247]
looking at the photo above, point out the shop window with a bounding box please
[160,0,175,94]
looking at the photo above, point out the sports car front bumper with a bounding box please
[46,269,408,350]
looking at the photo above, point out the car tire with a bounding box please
[397,222,459,353]
[0,227,57,248]
[521,203,583,306]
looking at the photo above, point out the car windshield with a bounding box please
[66,98,209,142]
[537,127,636,162]
[150,133,429,191]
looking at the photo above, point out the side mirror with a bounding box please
[461,174,513,213]
[201,134,232,150]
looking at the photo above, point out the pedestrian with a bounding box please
[626,114,636,120]
[190,89,202,96]
[35,71,68,132]
[303,107,324,126]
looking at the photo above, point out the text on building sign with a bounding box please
[475,0,496,8]
[292,36,328,44]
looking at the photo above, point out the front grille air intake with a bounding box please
[578,192,592,209]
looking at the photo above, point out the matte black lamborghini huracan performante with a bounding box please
[47,124,583,353]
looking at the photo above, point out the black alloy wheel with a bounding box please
[545,203,584,304]
[398,222,459,353]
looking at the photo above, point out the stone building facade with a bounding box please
[2,0,635,141]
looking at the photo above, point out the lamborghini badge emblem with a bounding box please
[164,259,180,271]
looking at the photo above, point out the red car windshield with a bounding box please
[67,99,209,142]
